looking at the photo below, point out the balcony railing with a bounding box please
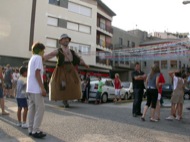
[97,23,113,34]
[96,38,113,50]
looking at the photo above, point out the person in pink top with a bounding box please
[114,73,122,102]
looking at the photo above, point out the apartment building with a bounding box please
[111,28,190,82]
[140,38,190,83]
[0,0,115,76]
[111,27,148,80]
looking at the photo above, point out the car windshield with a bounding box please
[121,82,130,88]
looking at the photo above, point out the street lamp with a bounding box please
[183,1,190,4]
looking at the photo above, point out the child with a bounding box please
[27,42,47,138]
[95,77,104,104]
[16,66,28,128]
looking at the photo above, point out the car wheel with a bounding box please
[101,93,108,103]
[184,93,190,100]
[124,93,129,100]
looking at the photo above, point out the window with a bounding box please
[79,25,90,34]
[58,19,67,28]
[170,60,177,69]
[47,16,58,26]
[119,38,123,45]
[100,35,105,47]
[69,42,91,54]
[46,38,57,48]
[161,60,167,69]
[127,41,130,47]
[131,42,135,47]
[67,22,91,34]
[144,61,146,67]
[68,2,91,17]
[49,0,60,6]
[154,61,159,66]
[67,22,78,31]
[100,18,106,30]
[49,0,68,8]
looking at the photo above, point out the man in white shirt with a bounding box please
[26,42,46,138]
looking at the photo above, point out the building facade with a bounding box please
[0,0,115,76]
[111,27,148,81]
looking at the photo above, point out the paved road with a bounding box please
[0,97,190,142]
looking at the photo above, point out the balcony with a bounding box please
[96,38,113,52]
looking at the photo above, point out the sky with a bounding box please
[101,0,190,35]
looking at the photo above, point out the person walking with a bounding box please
[132,62,146,117]
[26,42,47,138]
[16,66,28,128]
[113,73,122,102]
[95,76,104,104]
[43,34,89,108]
[141,63,160,122]
[0,66,9,115]
[84,73,91,103]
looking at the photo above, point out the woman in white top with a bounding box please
[166,70,184,120]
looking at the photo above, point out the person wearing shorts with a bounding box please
[114,73,121,102]
[16,66,28,128]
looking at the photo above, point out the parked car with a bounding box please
[162,83,173,98]
[121,82,133,99]
[184,87,190,100]
[89,78,132,103]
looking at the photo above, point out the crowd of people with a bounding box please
[132,62,188,122]
[0,33,190,139]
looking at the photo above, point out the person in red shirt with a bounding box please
[114,73,121,102]
[155,72,165,120]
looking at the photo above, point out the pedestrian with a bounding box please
[4,64,13,98]
[0,66,9,115]
[84,73,91,103]
[81,78,87,103]
[12,68,20,98]
[113,73,122,102]
[155,71,165,120]
[141,63,160,122]
[132,62,146,117]
[43,34,89,108]
[26,42,47,138]
[16,66,28,128]
[166,70,184,121]
[95,76,104,104]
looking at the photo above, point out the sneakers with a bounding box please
[175,116,181,121]
[17,122,22,127]
[17,122,28,128]
[150,118,158,122]
[165,115,174,120]
[21,123,28,129]
[32,131,46,138]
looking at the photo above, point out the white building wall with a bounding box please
[0,0,32,58]
[0,0,100,67]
